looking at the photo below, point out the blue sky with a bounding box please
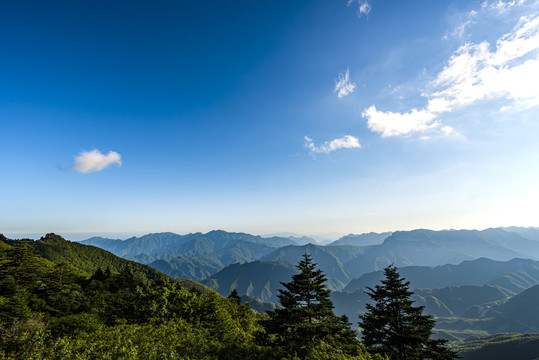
[2,0,539,240]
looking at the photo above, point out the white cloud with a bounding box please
[334,68,356,98]
[441,125,458,136]
[71,149,122,173]
[362,106,438,137]
[348,0,371,17]
[305,135,361,153]
[431,14,539,108]
[363,10,539,137]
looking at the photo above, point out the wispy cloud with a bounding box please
[444,10,477,40]
[348,0,371,17]
[71,149,122,173]
[335,68,356,98]
[483,0,527,14]
[363,7,539,137]
[305,135,361,154]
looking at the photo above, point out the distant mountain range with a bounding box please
[344,257,539,293]
[78,226,539,341]
[344,228,538,278]
[327,232,392,247]
[79,227,539,288]
[82,230,301,281]
[82,230,299,258]
[3,231,538,357]
[81,227,539,286]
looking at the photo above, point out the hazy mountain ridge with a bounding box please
[333,257,539,320]
[414,285,515,317]
[80,227,539,299]
[203,260,297,302]
[82,230,300,280]
[81,232,203,257]
[344,229,536,279]
[432,285,539,341]
[328,232,392,247]
[491,285,539,329]
[344,257,539,293]
[203,250,539,341]
[147,240,278,281]
[81,230,299,258]
[502,226,539,242]
[261,243,369,290]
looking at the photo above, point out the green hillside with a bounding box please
[0,235,267,359]
[0,234,381,360]
[33,233,165,282]
[454,333,539,360]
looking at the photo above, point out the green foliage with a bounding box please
[228,289,242,305]
[0,318,47,360]
[261,254,381,360]
[33,233,164,282]
[240,294,278,313]
[0,235,275,359]
[0,234,382,359]
[359,264,459,360]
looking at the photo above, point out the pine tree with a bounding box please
[227,288,242,305]
[261,254,367,359]
[359,265,459,360]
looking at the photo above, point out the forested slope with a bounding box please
[0,234,380,360]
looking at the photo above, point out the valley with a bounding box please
[81,227,539,346]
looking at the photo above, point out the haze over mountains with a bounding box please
[81,227,539,286]
[80,226,539,341]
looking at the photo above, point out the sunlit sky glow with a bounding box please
[1,0,539,240]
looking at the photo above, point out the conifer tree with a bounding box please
[227,288,242,305]
[359,265,459,360]
[262,254,367,359]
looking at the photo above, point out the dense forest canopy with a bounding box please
[0,234,382,359]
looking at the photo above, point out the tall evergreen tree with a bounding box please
[227,288,242,305]
[261,254,370,359]
[359,265,459,360]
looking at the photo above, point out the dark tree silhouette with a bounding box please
[227,288,242,305]
[261,254,368,359]
[359,264,459,360]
